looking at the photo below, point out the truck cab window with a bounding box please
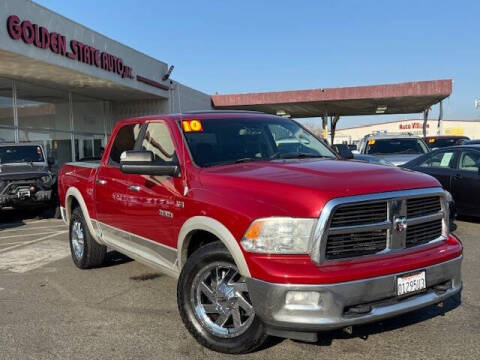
[109,124,142,165]
[142,122,177,164]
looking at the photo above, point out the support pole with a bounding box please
[422,108,430,138]
[437,101,443,135]
[330,115,340,145]
[321,110,328,140]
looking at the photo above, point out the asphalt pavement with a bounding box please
[0,210,478,360]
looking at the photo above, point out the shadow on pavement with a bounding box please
[310,292,462,347]
[102,250,134,268]
[456,215,480,224]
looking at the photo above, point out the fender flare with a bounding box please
[177,216,251,277]
[65,187,101,243]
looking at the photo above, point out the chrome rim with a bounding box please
[71,220,85,259]
[191,262,255,338]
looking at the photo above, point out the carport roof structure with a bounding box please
[211,79,452,118]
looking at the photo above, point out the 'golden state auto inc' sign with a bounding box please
[7,15,134,79]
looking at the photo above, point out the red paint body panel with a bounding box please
[58,112,462,285]
[246,235,462,284]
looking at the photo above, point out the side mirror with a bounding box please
[120,150,180,177]
[47,157,55,166]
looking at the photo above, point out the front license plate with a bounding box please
[397,271,426,296]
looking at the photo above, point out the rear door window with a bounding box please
[458,151,480,172]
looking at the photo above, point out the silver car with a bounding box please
[357,133,430,166]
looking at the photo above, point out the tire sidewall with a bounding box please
[177,243,266,353]
[69,208,88,268]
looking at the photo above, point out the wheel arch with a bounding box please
[177,216,251,277]
[65,187,101,243]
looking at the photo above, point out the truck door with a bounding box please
[123,121,185,263]
[95,123,143,236]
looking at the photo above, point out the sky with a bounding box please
[35,0,480,128]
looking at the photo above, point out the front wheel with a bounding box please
[177,242,267,354]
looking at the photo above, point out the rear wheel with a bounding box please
[177,242,267,354]
[69,207,106,269]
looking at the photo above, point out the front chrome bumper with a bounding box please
[247,256,462,338]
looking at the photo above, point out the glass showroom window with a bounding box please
[16,80,72,166]
[0,78,15,143]
[72,94,110,161]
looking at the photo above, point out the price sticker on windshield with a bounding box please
[182,120,203,132]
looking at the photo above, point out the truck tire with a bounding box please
[69,207,106,269]
[177,242,268,354]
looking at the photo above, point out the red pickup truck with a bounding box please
[58,111,462,354]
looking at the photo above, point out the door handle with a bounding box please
[129,185,141,192]
[96,179,107,185]
[454,173,463,180]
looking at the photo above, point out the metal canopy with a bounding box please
[211,80,452,118]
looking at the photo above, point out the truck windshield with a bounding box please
[365,138,428,155]
[181,117,336,167]
[0,145,45,164]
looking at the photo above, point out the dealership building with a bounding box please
[0,0,211,165]
[334,119,480,144]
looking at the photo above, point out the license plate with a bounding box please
[397,271,426,296]
[17,189,30,198]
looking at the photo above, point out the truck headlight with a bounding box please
[241,218,316,254]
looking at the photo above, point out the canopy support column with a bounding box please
[330,115,340,144]
[422,108,430,137]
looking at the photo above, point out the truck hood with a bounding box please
[371,154,423,167]
[0,164,50,180]
[198,158,440,218]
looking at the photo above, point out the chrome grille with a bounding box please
[407,196,441,218]
[326,230,387,260]
[312,188,448,264]
[330,202,387,227]
[406,219,443,248]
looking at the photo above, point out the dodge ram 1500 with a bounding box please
[58,111,462,354]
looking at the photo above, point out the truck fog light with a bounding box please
[285,291,322,310]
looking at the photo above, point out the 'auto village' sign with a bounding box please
[7,15,134,79]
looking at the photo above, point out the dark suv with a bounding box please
[0,143,56,211]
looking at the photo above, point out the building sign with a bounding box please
[7,15,134,79]
[399,122,429,131]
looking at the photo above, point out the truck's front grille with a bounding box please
[330,202,387,227]
[326,230,388,260]
[407,196,441,218]
[314,189,447,263]
[406,219,443,248]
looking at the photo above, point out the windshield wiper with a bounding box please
[234,157,262,164]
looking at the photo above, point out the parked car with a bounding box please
[333,144,394,166]
[357,133,430,166]
[424,136,469,149]
[58,112,462,354]
[404,144,480,216]
[463,139,480,145]
[0,143,57,211]
[353,154,394,166]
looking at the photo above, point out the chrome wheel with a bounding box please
[191,262,255,338]
[71,220,85,259]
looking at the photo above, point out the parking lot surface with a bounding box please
[0,212,479,360]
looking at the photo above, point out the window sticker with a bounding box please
[440,152,454,167]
